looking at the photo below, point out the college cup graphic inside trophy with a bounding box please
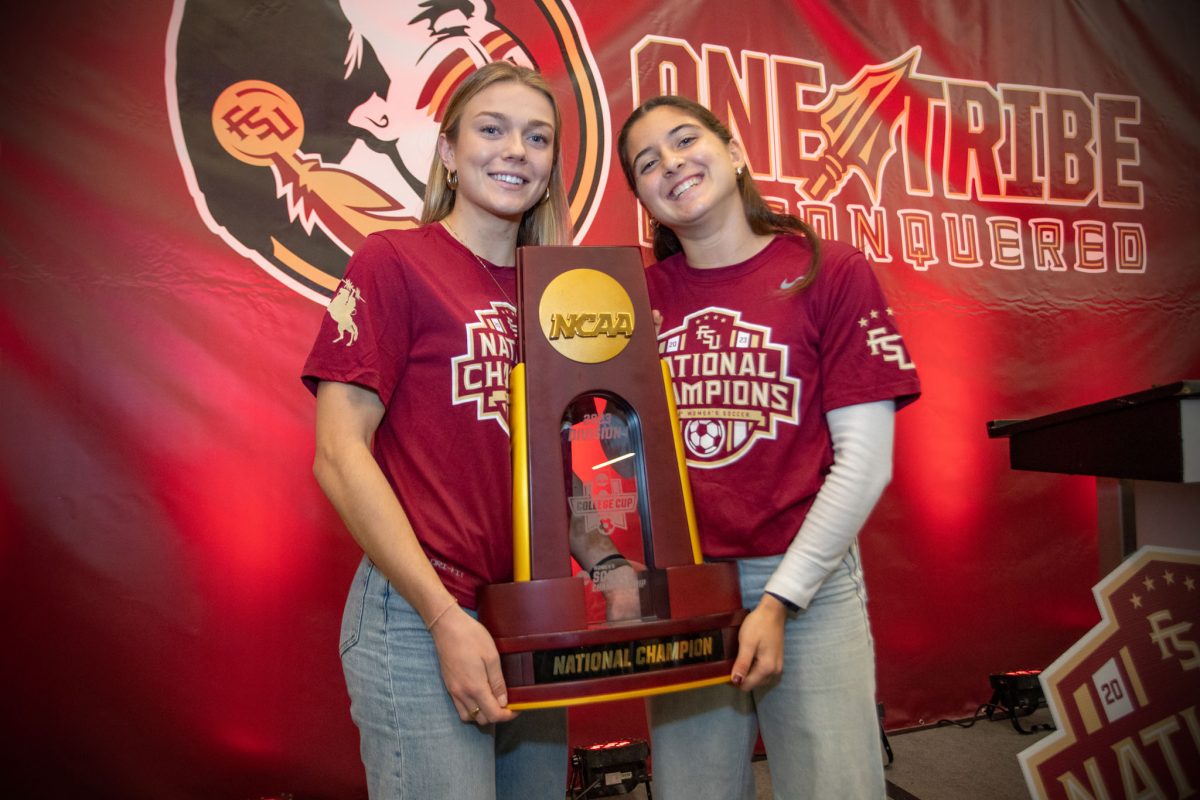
[477,246,746,709]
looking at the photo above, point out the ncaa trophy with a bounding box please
[477,246,746,709]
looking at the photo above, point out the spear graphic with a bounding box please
[799,47,921,204]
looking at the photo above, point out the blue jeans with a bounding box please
[647,548,884,799]
[340,556,568,799]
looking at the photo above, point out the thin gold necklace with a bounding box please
[440,220,514,305]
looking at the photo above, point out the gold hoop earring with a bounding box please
[446,171,458,190]
[542,187,551,204]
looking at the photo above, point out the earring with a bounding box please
[543,187,551,203]
[736,166,744,177]
[446,171,458,190]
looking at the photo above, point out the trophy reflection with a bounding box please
[477,246,746,709]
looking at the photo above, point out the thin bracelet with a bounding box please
[426,598,458,632]
[592,553,628,570]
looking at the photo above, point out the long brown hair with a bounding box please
[617,95,820,291]
[420,61,570,247]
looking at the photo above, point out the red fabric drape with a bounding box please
[2,0,1197,796]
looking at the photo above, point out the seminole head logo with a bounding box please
[658,308,800,468]
[167,0,609,303]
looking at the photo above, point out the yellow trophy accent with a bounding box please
[663,360,703,564]
[509,364,532,582]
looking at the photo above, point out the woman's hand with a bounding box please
[730,594,789,691]
[594,562,642,622]
[430,605,517,725]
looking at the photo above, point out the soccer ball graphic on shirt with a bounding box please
[684,419,725,458]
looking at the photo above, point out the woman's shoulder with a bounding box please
[364,224,445,254]
[351,225,452,270]
[644,250,688,280]
[802,237,891,312]
[804,237,873,284]
[771,232,857,264]
[342,227,448,294]
[814,237,862,262]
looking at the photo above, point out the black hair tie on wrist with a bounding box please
[590,554,631,582]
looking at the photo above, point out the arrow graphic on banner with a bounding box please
[800,47,919,204]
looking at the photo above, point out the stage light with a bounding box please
[569,739,651,798]
[988,670,1052,734]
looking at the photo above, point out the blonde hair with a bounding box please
[617,95,821,290]
[420,62,571,247]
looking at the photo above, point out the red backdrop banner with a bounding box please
[2,0,1198,796]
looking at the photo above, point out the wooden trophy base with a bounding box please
[477,561,747,709]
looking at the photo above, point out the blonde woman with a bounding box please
[304,62,570,798]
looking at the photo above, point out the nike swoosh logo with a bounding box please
[780,275,806,290]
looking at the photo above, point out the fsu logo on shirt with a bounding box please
[452,302,518,433]
[658,308,800,468]
[861,309,917,370]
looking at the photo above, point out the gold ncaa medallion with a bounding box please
[539,269,635,363]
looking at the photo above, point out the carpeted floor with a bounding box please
[602,706,1055,799]
[878,707,1055,800]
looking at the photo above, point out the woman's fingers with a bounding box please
[433,608,517,724]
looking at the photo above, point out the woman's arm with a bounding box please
[313,380,516,723]
[569,519,642,621]
[731,399,896,690]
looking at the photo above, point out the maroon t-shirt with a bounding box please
[647,235,921,559]
[302,224,519,607]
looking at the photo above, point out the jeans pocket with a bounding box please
[339,557,373,657]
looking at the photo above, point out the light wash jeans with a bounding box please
[340,555,568,799]
[647,547,885,799]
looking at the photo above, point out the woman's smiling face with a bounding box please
[439,80,556,223]
[623,105,745,233]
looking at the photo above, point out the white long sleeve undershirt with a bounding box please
[762,399,896,609]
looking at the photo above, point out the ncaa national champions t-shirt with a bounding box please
[647,234,921,559]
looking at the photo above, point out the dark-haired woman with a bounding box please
[618,95,921,799]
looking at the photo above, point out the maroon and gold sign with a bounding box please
[477,247,746,709]
[1020,547,1200,799]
